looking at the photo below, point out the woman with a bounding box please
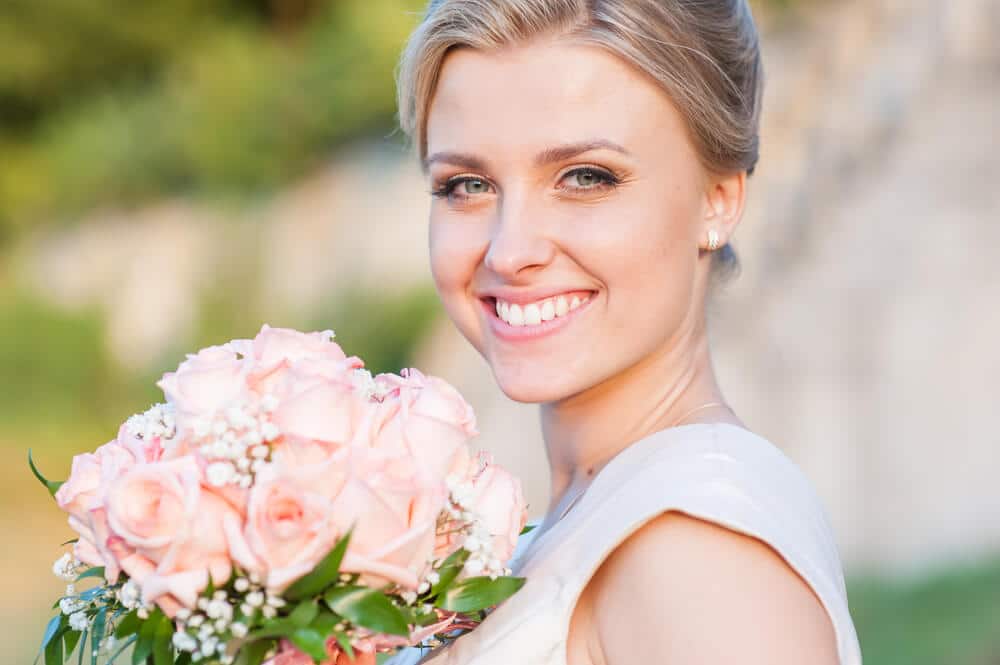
[389,0,863,663]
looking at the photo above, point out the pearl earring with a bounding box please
[706,229,721,251]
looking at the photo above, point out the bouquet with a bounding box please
[31,325,529,665]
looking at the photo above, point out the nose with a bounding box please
[483,196,555,279]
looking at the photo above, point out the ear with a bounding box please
[700,170,746,249]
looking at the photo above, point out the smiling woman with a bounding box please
[389,1,863,665]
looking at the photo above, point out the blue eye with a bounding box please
[431,176,493,200]
[562,167,619,191]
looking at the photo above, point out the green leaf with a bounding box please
[61,538,80,546]
[75,567,106,582]
[289,628,328,663]
[323,586,409,637]
[132,611,160,665]
[44,627,66,665]
[91,606,108,665]
[284,529,352,601]
[429,549,470,597]
[115,610,141,639]
[106,635,138,664]
[308,610,339,635]
[332,631,354,660]
[152,611,174,665]
[234,639,276,665]
[519,524,537,535]
[289,599,319,628]
[438,576,527,613]
[175,654,192,665]
[29,448,65,497]
[63,628,83,659]
[245,619,297,640]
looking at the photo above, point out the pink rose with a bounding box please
[331,449,447,590]
[156,343,252,428]
[230,462,347,593]
[238,325,361,395]
[56,439,136,581]
[370,369,478,483]
[268,365,375,450]
[465,456,527,565]
[104,457,241,614]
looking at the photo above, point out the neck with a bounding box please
[538,311,730,516]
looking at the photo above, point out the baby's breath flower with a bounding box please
[52,553,79,581]
[173,632,198,652]
[230,622,248,638]
[233,578,250,593]
[261,605,277,619]
[60,597,86,615]
[69,611,89,631]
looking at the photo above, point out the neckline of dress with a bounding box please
[515,421,749,569]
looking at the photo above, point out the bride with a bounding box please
[382,0,864,663]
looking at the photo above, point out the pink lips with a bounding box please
[480,292,595,342]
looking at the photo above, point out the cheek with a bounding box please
[428,216,486,325]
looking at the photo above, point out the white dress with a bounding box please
[389,423,863,665]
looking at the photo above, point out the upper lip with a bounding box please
[477,286,596,306]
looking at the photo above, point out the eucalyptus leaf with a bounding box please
[107,635,138,664]
[323,587,409,637]
[289,628,327,663]
[39,614,63,654]
[63,628,82,659]
[44,627,66,665]
[91,606,108,665]
[438,576,526,613]
[75,567,106,582]
[29,448,64,497]
[284,529,352,601]
[80,586,105,601]
[76,629,88,665]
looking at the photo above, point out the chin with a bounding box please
[489,363,578,404]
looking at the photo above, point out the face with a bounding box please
[424,38,727,404]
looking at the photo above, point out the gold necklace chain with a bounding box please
[555,400,731,521]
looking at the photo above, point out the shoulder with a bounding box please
[587,510,840,665]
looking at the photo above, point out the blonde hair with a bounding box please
[396,0,765,278]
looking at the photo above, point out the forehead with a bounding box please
[425,38,691,161]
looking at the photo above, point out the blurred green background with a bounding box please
[3,0,999,662]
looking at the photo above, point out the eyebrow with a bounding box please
[422,139,631,173]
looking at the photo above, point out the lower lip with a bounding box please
[481,295,595,342]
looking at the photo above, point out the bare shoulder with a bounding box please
[577,511,840,665]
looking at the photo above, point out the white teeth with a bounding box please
[540,300,555,321]
[555,297,569,317]
[494,293,590,327]
[508,303,525,326]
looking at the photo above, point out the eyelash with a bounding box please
[430,167,622,200]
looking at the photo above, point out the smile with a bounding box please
[480,290,595,341]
